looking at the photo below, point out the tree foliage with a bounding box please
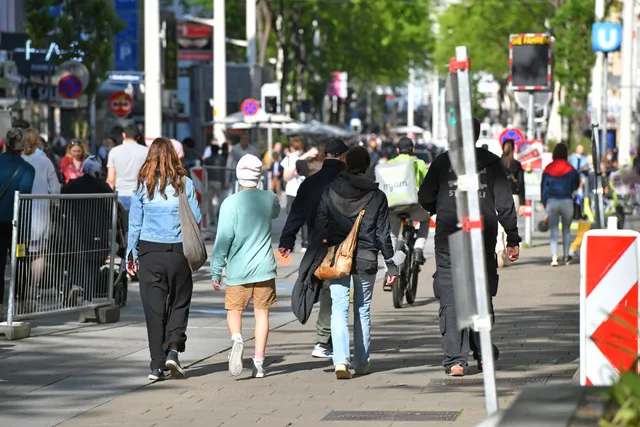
[24,0,125,98]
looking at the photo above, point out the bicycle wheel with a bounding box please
[406,263,420,305]
[392,264,405,309]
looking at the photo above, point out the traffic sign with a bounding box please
[499,128,525,147]
[592,23,622,53]
[57,74,82,99]
[241,98,260,116]
[109,92,133,116]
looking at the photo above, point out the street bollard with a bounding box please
[524,201,532,247]
[607,216,618,230]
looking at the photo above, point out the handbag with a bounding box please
[314,209,366,281]
[375,161,418,208]
[178,176,207,271]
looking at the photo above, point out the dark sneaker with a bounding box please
[446,363,465,377]
[165,349,186,379]
[414,248,426,265]
[478,344,500,372]
[564,256,573,266]
[148,368,166,381]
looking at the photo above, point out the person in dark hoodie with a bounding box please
[418,117,521,377]
[279,138,349,359]
[316,146,400,379]
[541,143,579,267]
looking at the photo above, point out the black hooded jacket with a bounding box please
[279,159,344,250]
[316,172,395,274]
[418,148,521,250]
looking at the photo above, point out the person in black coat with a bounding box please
[418,118,521,377]
[496,139,525,267]
[315,146,399,379]
[279,138,349,359]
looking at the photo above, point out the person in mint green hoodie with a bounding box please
[211,154,280,378]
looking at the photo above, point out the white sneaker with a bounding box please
[335,364,352,379]
[551,255,559,267]
[228,338,244,376]
[252,358,266,378]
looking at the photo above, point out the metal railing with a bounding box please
[7,193,120,325]
[200,166,265,230]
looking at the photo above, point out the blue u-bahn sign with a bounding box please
[592,23,622,53]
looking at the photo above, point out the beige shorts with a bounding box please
[225,279,277,311]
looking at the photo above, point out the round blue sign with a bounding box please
[58,75,82,99]
[241,98,260,116]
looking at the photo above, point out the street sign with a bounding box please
[57,74,82,99]
[592,23,622,53]
[114,0,139,70]
[109,92,133,116]
[107,70,144,83]
[509,33,553,91]
[60,98,78,108]
[241,98,260,116]
[499,127,525,146]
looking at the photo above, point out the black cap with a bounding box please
[325,138,349,156]
[398,137,414,153]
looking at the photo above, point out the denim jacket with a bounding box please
[127,177,202,261]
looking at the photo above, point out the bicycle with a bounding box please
[392,213,421,309]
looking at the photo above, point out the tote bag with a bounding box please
[375,161,418,208]
[314,209,366,280]
[179,177,207,271]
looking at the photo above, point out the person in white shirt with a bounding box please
[106,124,149,212]
[281,135,317,250]
[225,133,259,193]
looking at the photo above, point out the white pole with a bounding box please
[144,0,162,139]
[592,0,605,139]
[246,0,256,96]
[527,92,535,140]
[620,0,634,166]
[524,201,532,247]
[432,75,439,139]
[407,68,415,128]
[602,53,609,156]
[267,125,273,191]
[214,0,227,143]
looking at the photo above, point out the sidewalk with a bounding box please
[55,235,580,427]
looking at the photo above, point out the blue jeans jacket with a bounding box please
[127,177,202,261]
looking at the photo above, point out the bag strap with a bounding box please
[0,166,22,201]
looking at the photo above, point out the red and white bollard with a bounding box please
[524,201,532,247]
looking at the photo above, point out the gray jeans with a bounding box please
[546,198,573,257]
[315,281,332,346]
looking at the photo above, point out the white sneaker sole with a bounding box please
[166,359,185,379]
[229,340,244,376]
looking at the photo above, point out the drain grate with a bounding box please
[426,377,548,388]
[321,410,460,422]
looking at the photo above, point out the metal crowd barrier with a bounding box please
[7,193,120,325]
[200,166,265,230]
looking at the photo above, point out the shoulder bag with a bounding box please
[314,209,366,281]
[179,176,208,271]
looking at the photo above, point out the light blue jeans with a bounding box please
[546,198,573,257]
[330,274,376,372]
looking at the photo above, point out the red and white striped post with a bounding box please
[524,201,532,247]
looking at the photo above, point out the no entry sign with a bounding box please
[58,75,82,99]
[109,92,133,116]
[241,98,260,116]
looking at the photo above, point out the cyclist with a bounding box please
[384,138,430,270]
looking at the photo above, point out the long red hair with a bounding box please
[137,137,187,200]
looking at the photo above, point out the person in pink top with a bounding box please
[145,138,184,159]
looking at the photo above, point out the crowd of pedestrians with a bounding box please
[0,117,526,382]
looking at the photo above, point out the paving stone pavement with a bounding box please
[56,235,580,427]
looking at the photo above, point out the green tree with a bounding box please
[24,0,125,98]
[549,0,596,145]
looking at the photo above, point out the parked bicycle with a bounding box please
[392,213,420,309]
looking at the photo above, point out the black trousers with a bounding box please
[286,195,308,247]
[433,244,498,369]
[138,241,193,370]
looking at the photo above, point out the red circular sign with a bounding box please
[58,75,82,99]
[241,98,260,116]
[109,92,133,116]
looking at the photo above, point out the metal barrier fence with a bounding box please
[7,193,120,325]
[200,166,265,230]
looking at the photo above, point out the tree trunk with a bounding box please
[257,0,271,67]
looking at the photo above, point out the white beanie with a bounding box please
[236,154,262,188]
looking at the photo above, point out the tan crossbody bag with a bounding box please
[314,209,366,280]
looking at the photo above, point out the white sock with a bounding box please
[254,357,264,363]
[231,333,243,342]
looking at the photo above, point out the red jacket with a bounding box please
[59,156,84,183]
